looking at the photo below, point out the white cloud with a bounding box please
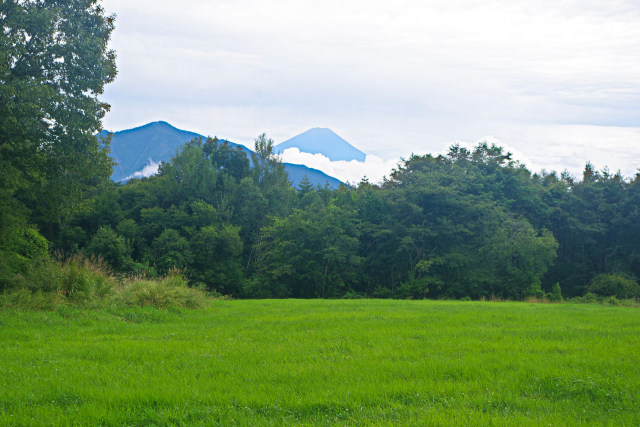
[280,148,400,185]
[125,159,161,180]
[433,126,640,179]
[499,124,640,178]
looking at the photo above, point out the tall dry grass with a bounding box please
[0,256,208,309]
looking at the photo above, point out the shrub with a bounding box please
[396,278,431,299]
[0,226,49,291]
[86,226,132,271]
[117,273,208,309]
[58,256,116,304]
[1,256,211,310]
[584,292,598,304]
[587,274,640,299]
[0,255,115,308]
[371,286,393,299]
[603,296,621,306]
[549,282,563,301]
[12,226,49,260]
[243,277,289,299]
[524,280,546,299]
[147,229,193,273]
[342,290,365,299]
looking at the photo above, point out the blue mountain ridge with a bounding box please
[103,121,342,188]
[275,127,366,162]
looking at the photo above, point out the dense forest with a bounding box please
[2,0,639,302]
[25,135,640,300]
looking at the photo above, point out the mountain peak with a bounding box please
[106,121,342,188]
[275,128,366,162]
[124,120,178,133]
[148,120,174,128]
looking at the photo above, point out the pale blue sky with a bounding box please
[101,0,640,182]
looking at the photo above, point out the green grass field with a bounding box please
[1,300,639,426]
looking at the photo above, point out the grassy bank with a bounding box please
[0,255,209,310]
[1,300,639,425]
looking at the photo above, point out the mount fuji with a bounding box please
[275,128,366,162]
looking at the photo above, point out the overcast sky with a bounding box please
[101,0,640,182]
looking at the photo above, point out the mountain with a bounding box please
[104,121,217,182]
[104,121,342,188]
[275,127,366,162]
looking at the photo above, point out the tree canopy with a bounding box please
[1,0,116,282]
[43,136,640,300]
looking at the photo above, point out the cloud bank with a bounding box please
[283,137,537,185]
[284,128,640,186]
[281,148,400,185]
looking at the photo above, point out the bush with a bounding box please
[584,292,598,304]
[371,286,393,299]
[549,282,563,301]
[396,278,432,299]
[603,296,621,306]
[12,226,49,260]
[587,274,640,299]
[0,226,49,291]
[0,256,210,310]
[86,226,132,271]
[524,280,546,299]
[243,277,289,299]
[342,290,365,299]
[0,255,115,308]
[58,256,116,303]
[116,273,208,309]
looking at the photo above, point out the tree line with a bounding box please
[38,136,640,300]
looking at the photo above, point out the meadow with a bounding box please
[1,300,639,426]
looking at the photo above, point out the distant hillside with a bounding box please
[104,121,341,188]
[285,163,341,188]
[275,128,366,162]
[104,121,220,182]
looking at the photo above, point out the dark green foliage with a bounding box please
[87,226,132,271]
[3,225,49,262]
[148,229,193,273]
[0,224,49,290]
[543,166,640,296]
[550,282,563,301]
[47,134,294,297]
[43,136,640,301]
[190,224,244,295]
[0,0,116,223]
[203,136,251,181]
[1,255,115,308]
[255,201,361,298]
[1,0,116,285]
[587,274,640,299]
[349,145,560,300]
[0,255,208,310]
